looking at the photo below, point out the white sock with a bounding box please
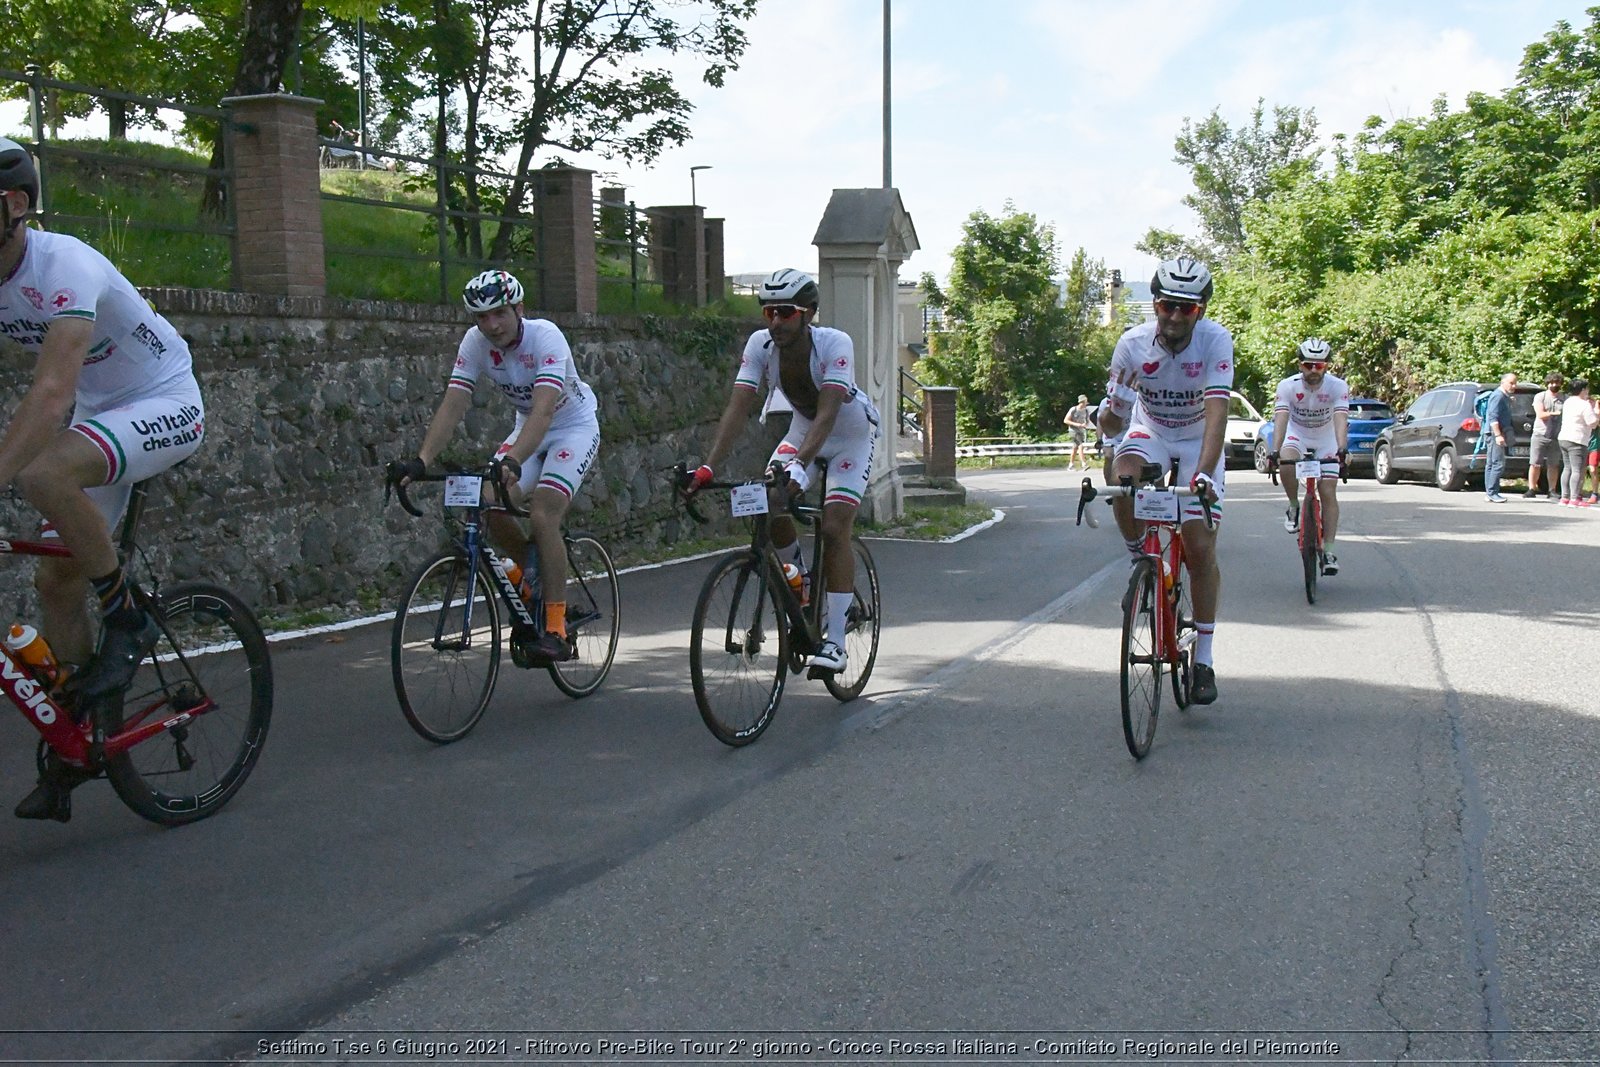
[826,592,853,645]
[1195,622,1215,666]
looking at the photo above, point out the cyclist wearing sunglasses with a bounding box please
[393,269,601,664]
[1270,338,1349,575]
[686,268,880,673]
[1096,256,1231,705]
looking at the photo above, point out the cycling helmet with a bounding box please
[0,138,38,208]
[1296,338,1332,366]
[462,269,524,312]
[1150,255,1213,303]
[758,268,819,308]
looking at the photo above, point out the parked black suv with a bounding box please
[1373,381,1539,491]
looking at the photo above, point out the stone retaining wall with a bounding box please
[0,290,778,622]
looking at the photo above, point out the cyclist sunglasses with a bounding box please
[1154,299,1202,317]
[762,303,806,321]
[1300,361,1329,371]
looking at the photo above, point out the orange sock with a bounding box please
[545,601,567,637]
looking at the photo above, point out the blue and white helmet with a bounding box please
[462,269,524,312]
[1151,256,1213,303]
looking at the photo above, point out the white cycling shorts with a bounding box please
[1280,423,1341,479]
[57,379,206,533]
[1117,418,1225,524]
[769,399,880,508]
[494,414,601,500]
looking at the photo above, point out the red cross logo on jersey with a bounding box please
[50,289,75,310]
[838,459,853,470]
[556,449,572,461]
[1218,361,1231,371]
[543,355,558,366]
[835,357,848,368]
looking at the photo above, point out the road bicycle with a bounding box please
[1270,452,1346,604]
[673,462,881,746]
[386,462,620,743]
[6,476,273,825]
[1078,463,1213,759]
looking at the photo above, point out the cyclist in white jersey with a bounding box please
[685,268,880,674]
[1272,338,1350,575]
[1096,256,1231,705]
[0,139,206,818]
[395,270,600,664]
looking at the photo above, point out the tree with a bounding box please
[919,204,1111,440]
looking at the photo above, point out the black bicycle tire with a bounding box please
[690,551,788,746]
[1301,489,1320,604]
[104,582,274,826]
[1120,559,1162,759]
[823,536,882,702]
[548,534,621,698]
[1170,562,1195,711]
[392,551,501,743]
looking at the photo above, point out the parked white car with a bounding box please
[1224,391,1265,469]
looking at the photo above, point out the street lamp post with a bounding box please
[690,165,712,206]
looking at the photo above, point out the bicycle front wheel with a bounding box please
[549,534,621,698]
[822,536,881,702]
[1300,491,1321,604]
[1120,559,1162,759]
[691,552,788,746]
[104,582,273,826]
[392,551,501,743]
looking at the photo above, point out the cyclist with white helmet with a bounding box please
[1097,256,1232,705]
[686,268,880,674]
[0,138,208,818]
[394,269,600,664]
[1271,338,1350,576]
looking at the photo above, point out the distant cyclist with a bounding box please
[0,138,206,818]
[394,270,600,663]
[1096,256,1231,705]
[685,268,880,674]
[1272,338,1349,575]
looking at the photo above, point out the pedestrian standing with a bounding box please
[1064,395,1092,470]
[1526,372,1564,498]
[1558,380,1598,506]
[1482,372,1518,503]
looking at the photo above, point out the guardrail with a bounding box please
[955,439,1106,464]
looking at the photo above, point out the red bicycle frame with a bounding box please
[0,537,214,769]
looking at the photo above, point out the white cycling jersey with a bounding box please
[448,317,598,431]
[1108,319,1234,441]
[0,230,195,409]
[734,324,880,424]
[1273,372,1350,429]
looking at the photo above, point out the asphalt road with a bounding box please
[2,467,1597,1065]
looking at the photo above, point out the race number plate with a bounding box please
[443,475,483,508]
[1133,489,1180,522]
[1295,459,1323,481]
[730,483,769,517]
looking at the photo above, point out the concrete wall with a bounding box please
[0,291,778,622]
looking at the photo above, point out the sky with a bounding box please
[565,0,1592,288]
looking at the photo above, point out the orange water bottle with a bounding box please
[6,623,59,685]
[782,563,808,605]
[500,557,535,603]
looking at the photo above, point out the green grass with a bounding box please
[864,501,995,540]
[957,453,1099,471]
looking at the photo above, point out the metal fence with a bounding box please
[594,193,679,312]
[0,66,238,290]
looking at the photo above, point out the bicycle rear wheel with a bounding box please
[1300,490,1321,604]
[392,551,500,743]
[1170,564,1195,711]
[691,552,788,746]
[548,534,620,698]
[104,582,273,826]
[1120,559,1162,759]
[822,536,881,702]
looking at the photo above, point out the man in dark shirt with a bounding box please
[1483,372,1518,503]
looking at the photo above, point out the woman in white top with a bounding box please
[1557,379,1598,505]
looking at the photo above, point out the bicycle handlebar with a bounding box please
[1269,453,1349,486]
[384,461,529,518]
[1075,477,1218,531]
[669,463,815,527]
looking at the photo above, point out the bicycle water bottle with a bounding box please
[6,623,59,685]
[1161,558,1175,592]
[499,557,535,603]
[782,563,809,605]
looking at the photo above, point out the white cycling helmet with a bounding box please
[1151,256,1213,303]
[1297,338,1332,366]
[462,269,524,312]
[758,268,819,307]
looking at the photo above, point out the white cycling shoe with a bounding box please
[1284,506,1300,533]
[809,640,848,672]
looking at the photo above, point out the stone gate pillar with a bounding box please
[220,92,326,297]
[813,189,920,522]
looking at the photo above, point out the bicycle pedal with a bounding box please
[805,664,838,680]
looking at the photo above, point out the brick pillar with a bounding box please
[534,167,597,314]
[221,93,325,296]
[704,217,726,303]
[923,386,958,479]
[647,205,706,306]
